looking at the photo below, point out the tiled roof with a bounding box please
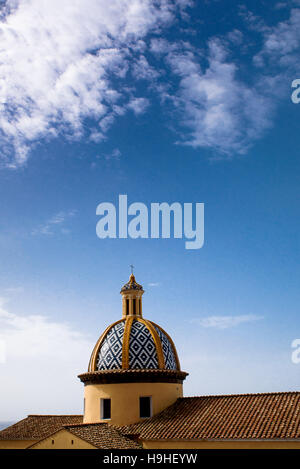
[118,392,300,441]
[63,423,142,449]
[0,415,83,440]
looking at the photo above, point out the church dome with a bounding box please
[86,273,182,374]
[78,272,188,426]
[90,317,179,372]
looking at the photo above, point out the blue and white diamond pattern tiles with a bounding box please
[96,319,178,370]
[129,321,159,369]
[153,324,177,370]
[97,321,125,370]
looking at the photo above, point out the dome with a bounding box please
[79,271,187,426]
[86,272,184,374]
[89,317,180,372]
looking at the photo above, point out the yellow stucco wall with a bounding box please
[141,439,300,449]
[0,439,34,449]
[2,434,300,450]
[84,381,183,426]
[29,429,96,449]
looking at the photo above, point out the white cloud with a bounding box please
[192,314,264,329]
[254,8,300,64]
[152,7,300,156]
[0,0,181,167]
[164,39,273,155]
[89,130,106,144]
[0,296,93,419]
[127,97,150,115]
[132,55,160,80]
[150,37,177,54]
[0,297,91,360]
[31,209,77,236]
[110,148,122,159]
[1,2,300,164]
[226,29,244,45]
[96,148,122,162]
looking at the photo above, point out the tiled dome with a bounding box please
[79,272,188,425]
[91,318,179,371]
[87,273,182,374]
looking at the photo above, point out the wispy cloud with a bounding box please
[91,147,122,168]
[0,297,91,361]
[191,314,264,329]
[151,7,300,156]
[0,296,93,418]
[99,148,122,161]
[127,97,150,115]
[0,2,300,165]
[148,282,160,287]
[31,209,77,236]
[253,8,300,71]
[0,0,182,167]
[167,39,273,155]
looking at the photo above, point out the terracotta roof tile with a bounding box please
[0,415,83,440]
[64,423,141,449]
[118,392,300,441]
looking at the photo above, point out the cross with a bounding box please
[130,264,134,275]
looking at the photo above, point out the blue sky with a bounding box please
[0,0,300,421]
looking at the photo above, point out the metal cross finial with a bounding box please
[130,264,134,275]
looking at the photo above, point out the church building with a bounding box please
[1,273,300,449]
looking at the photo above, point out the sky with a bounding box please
[0,0,300,421]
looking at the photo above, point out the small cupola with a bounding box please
[120,272,144,318]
